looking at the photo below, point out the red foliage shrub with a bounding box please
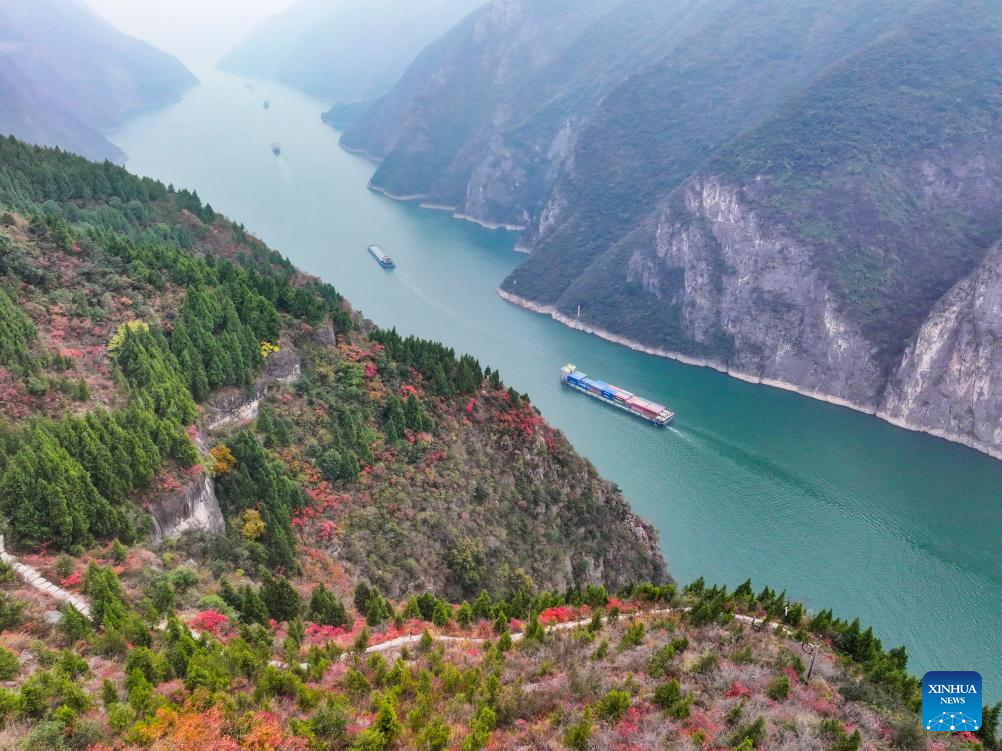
[191,610,229,634]
[60,570,82,589]
[725,681,752,698]
[538,605,578,625]
[616,706,644,738]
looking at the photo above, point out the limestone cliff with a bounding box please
[623,178,886,411]
[149,476,225,543]
[880,244,1002,459]
[350,0,1002,458]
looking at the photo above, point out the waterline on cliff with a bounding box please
[497,288,1001,461]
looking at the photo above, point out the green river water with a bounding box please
[109,68,1001,697]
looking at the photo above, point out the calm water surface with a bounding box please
[111,69,1002,697]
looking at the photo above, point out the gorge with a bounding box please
[109,68,1002,696]
[341,0,1002,460]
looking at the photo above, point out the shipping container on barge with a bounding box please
[368,245,396,269]
[560,364,674,427]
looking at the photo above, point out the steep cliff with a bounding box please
[0,0,195,161]
[346,0,1002,458]
[880,244,1002,459]
[149,476,225,543]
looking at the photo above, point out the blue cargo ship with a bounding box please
[368,245,396,269]
[560,364,673,426]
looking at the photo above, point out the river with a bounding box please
[110,68,1001,697]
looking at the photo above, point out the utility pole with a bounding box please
[802,640,821,683]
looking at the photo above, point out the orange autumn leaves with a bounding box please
[89,706,307,751]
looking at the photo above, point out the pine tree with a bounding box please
[219,579,241,611]
[84,565,127,629]
[308,584,349,628]
[239,585,270,626]
[456,602,473,629]
[261,576,302,623]
[472,591,492,622]
[257,408,275,446]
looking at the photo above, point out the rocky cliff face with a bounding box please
[350,0,1002,459]
[204,344,301,431]
[625,178,887,410]
[880,244,1002,459]
[535,170,1002,454]
[150,476,225,543]
[0,0,195,161]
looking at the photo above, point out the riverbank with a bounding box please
[107,68,1002,696]
[363,180,529,232]
[497,288,1002,461]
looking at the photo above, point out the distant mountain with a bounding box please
[343,0,1002,460]
[220,0,485,115]
[0,0,196,161]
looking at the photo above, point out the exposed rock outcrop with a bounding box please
[313,320,338,346]
[264,346,302,383]
[204,387,264,432]
[204,344,301,431]
[632,179,885,410]
[149,476,225,543]
[879,244,1002,459]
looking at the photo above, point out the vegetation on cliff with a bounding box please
[0,130,997,749]
[0,0,196,162]
[0,135,666,592]
[343,0,1002,453]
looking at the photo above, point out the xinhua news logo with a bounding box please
[922,671,982,732]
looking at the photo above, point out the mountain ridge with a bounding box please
[220,0,486,114]
[0,0,196,162]
[342,0,1002,460]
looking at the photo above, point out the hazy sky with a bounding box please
[85,0,300,65]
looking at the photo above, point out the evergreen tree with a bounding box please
[219,579,241,611]
[308,585,349,628]
[83,565,127,629]
[0,430,129,550]
[0,287,37,375]
[260,576,302,623]
[215,431,302,571]
[239,586,269,626]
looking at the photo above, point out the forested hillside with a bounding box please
[0,139,998,750]
[0,0,195,161]
[0,134,665,587]
[343,0,1002,459]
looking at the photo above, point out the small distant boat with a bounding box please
[263,100,271,110]
[368,245,395,269]
[271,143,281,156]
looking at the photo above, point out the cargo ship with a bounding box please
[560,364,674,426]
[368,244,396,269]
